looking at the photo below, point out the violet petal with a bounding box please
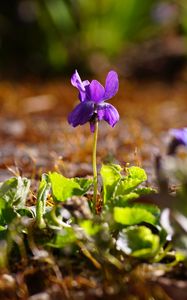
[97,103,119,127]
[103,71,119,100]
[78,80,90,102]
[68,101,94,127]
[71,70,90,102]
[86,80,105,103]
[71,70,84,90]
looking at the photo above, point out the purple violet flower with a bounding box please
[168,128,187,155]
[68,70,119,132]
[170,128,187,146]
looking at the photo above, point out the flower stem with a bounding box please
[92,120,99,213]
[36,197,46,229]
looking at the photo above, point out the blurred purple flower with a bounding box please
[168,128,187,155]
[68,70,119,132]
[170,128,187,146]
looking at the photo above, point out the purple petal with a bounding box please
[82,80,90,87]
[97,103,119,127]
[71,70,90,102]
[68,101,94,127]
[170,128,187,146]
[86,80,105,103]
[78,80,90,102]
[103,71,119,100]
[71,70,84,90]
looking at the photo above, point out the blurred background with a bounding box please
[0,0,187,79]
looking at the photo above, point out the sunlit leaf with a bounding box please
[49,172,92,202]
[0,225,5,232]
[74,177,93,193]
[114,187,156,205]
[100,164,122,203]
[117,225,160,258]
[101,164,149,206]
[128,166,147,181]
[49,172,80,201]
[115,166,147,196]
[114,204,159,226]
[0,177,30,208]
[116,192,140,203]
[134,187,157,196]
[80,220,101,236]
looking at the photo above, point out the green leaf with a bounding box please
[101,164,148,205]
[47,227,76,248]
[100,164,122,203]
[0,225,5,232]
[0,198,6,225]
[48,172,92,202]
[114,187,156,205]
[1,206,17,225]
[128,166,147,181]
[114,204,159,226]
[74,177,93,193]
[36,174,51,228]
[117,226,160,259]
[0,177,30,208]
[115,166,147,197]
[79,220,101,236]
[116,192,140,203]
[17,208,35,218]
[37,174,51,209]
[134,187,157,196]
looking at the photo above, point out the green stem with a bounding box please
[36,197,46,229]
[36,179,51,229]
[51,206,71,228]
[92,120,99,212]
